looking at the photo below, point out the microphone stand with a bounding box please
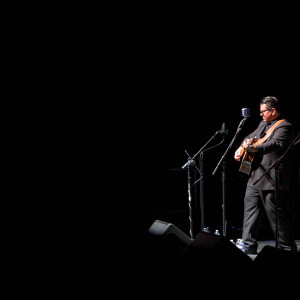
[182,151,196,239]
[199,152,204,231]
[253,131,300,251]
[182,130,225,236]
[212,118,248,236]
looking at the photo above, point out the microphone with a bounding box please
[238,108,250,128]
[241,108,250,118]
[217,123,228,135]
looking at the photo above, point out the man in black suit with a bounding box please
[234,96,296,254]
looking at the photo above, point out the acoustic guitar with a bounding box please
[239,138,258,175]
[239,119,285,175]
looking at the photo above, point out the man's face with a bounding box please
[260,104,274,122]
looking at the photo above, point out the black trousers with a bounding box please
[242,184,294,251]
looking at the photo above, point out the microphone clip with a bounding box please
[217,129,228,135]
[181,158,196,170]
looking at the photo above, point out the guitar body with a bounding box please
[239,150,255,175]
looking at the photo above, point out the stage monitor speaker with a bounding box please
[251,245,300,273]
[185,231,253,273]
[147,220,192,256]
[146,220,195,284]
[148,219,192,245]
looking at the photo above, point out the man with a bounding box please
[234,96,296,254]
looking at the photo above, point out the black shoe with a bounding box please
[278,243,297,251]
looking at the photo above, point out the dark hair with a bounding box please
[260,96,280,112]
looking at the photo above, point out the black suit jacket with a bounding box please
[241,117,294,191]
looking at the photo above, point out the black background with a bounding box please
[130,37,300,244]
[116,10,300,251]
[143,92,300,239]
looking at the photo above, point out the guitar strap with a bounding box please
[255,119,285,187]
[254,119,285,146]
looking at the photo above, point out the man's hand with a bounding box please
[246,144,258,152]
[242,138,255,148]
[234,146,245,161]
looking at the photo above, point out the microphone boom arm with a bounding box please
[212,118,247,176]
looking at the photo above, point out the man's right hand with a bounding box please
[234,146,245,161]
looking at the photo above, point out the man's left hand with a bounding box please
[246,144,258,152]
